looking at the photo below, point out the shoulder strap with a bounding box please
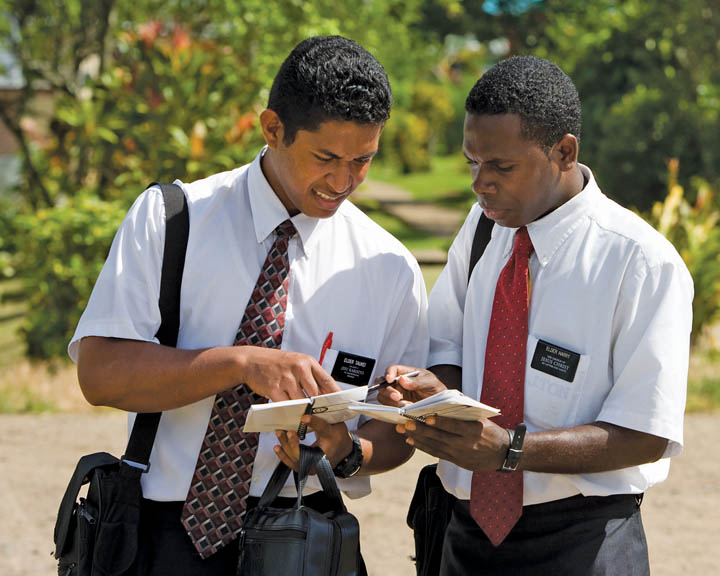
[122,182,189,469]
[468,212,494,286]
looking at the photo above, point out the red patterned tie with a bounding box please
[181,219,296,558]
[470,226,533,547]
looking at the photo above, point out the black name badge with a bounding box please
[530,339,581,383]
[330,351,376,387]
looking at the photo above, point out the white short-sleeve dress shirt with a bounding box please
[428,165,693,506]
[69,148,429,502]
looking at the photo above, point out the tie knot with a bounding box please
[275,219,296,239]
[514,226,534,259]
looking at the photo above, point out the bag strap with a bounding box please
[257,446,345,512]
[468,212,494,286]
[257,460,294,509]
[122,182,189,469]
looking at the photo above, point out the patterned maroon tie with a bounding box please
[181,219,296,558]
[470,226,533,547]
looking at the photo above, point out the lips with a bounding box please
[315,189,345,201]
[479,204,507,220]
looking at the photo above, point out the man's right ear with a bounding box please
[260,109,285,149]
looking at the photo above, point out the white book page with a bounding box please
[243,385,369,432]
[347,403,406,425]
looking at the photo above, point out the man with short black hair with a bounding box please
[382,56,693,574]
[71,36,428,574]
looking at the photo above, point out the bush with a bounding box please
[380,82,455,173]
[14,196,126,358]
[645,160,720,346]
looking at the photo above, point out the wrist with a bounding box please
[333,433,363,478]
[499,423,526,473]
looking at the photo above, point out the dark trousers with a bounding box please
[441,494,649,576]
[135,491,364,575]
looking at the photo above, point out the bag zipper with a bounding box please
[78,498,96,524]
[244,527,306,541]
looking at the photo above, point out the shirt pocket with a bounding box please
[524,334,590,429]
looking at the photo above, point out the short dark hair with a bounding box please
[268,36,392,144]
[465,55,581,150]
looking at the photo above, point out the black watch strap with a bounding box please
[500,423,526,473]
[333,433,363,479]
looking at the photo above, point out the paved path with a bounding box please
[355,179,465,264]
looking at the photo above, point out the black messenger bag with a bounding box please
[53,182,189,576]
[237,445,361,576]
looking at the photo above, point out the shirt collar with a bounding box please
[247,147,324,257]
[523,164,598,267]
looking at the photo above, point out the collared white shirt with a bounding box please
[69,149,428,501]
[428,165,693,505]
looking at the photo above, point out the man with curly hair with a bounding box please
[71,36,427,574]
[383,56,693,574]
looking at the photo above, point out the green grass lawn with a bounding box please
[371,155,475,211]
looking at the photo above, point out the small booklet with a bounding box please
[243,385,369,433]
[347,389,500,425]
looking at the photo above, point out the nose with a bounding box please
[326,162,353,194]
[471,166,496,196]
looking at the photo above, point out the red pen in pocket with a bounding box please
[319,331,333,365]
[298,331,334,440]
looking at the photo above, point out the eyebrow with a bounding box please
[462,151,513,164]
[315,148,378,162]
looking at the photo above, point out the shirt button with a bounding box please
[252,476,260,483]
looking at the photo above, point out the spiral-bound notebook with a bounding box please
[243,385,369,433]
[347,389,500,425]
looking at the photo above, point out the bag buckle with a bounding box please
[121,455,151,473]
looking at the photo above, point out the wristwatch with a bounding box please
[499,423,526,473]
[333,433,363,478]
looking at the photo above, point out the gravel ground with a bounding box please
[1,412,717,575]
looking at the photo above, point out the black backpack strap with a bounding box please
[468,212,494,286]
[122,182,189,470]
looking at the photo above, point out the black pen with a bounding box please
[367,370,421,392]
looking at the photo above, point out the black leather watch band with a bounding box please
[333,433,363,479]
[500,423,526,473]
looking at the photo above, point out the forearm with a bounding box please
[520,421,668,474]
[77,336,241,412]
[356,420,414,475]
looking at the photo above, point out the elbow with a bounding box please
[77,362,109,407]
[646,437,669,463]
[76,337,117,407]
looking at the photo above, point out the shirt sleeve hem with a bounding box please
[596,409,684,456]
[427,352,462,369]
[68,321,160,363]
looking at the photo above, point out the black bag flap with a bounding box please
[54,452,119,558]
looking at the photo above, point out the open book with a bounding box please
[243,385,369,433]
[347,389,500,425]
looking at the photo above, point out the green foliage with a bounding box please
[381,82,455,173]
[417,0,720,211]
[645,160,720,345]
[14,195,126,358]
[1,0,460,358]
